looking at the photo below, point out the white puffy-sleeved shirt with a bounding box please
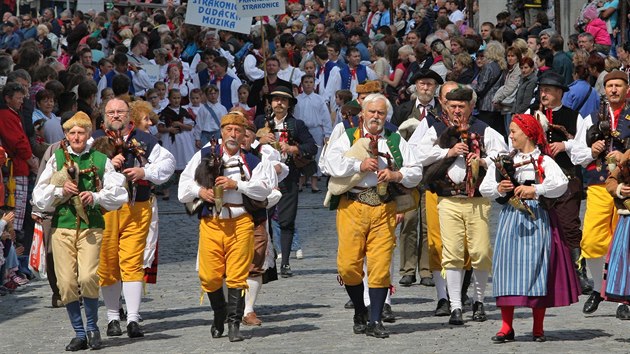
[407,99,439,152]
[295,91,333,145]
[569,112,610,168]
[417,123,508,184]
[178,149,276,220]
[96,69,153,105]
[323,128,423,189]
[479,148,569,200]
[244,51,265,82]
[251,140,289,183]
[278,66,305,87]
[192,102,228,141]
[138,137,176,186]
[316,61,342,112]
[32,144,129,213]
[318,121,348,175]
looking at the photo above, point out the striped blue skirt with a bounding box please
[493,199,551,297]
[605,214,630,301]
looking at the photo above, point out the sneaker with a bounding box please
[295,249,304,259]
[280,265,293,278]
[11,274,28,286]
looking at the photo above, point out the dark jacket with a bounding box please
[77,99,94,119]
[254,113,317,178]
[512,72,538,114]
[457,68,475,85]
[473,60,503,112]
[391,99,443,127]
[247,77,292,117]
[67,21,88,54]
[553,51,574,86]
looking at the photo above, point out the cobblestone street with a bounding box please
[1,188,629,353]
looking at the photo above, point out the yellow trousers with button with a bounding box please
[198,214,254,292]
[426,191,472,271]
[336,196,397,288]
[98,201,152,286]
[438,197,492,271]
[581,185,618,259]
[52,228,103,304]
[425,191,443,271]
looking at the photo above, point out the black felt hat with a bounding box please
[445,87,473,101]
[409,69,444,85]
[538,71,568,92]
[266,86,297,106]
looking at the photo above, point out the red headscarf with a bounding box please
[512,114,548,154]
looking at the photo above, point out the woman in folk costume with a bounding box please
[603,147,630,304]
[129,101,161,284]
[479,114,580,343]
[32,112,128,351]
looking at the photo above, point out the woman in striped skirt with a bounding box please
[480,114,580,343]
[604,149,630,303]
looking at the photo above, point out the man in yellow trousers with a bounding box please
[324,93,422,338]
[178,112,277,342]
[94,98,175,339]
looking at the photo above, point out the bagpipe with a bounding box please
[92,127,148,205]
[490,149,536,218]
[50,139,103,233]
[585,95,626,172]
[422,114,485,197]
[366,128,418,212]
[185,137,223,216]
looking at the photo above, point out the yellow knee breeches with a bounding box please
[99,201,152,286]
[336,197,397,288]
[198,214,254,292]
[581,184,617,259]
[52,228,103,304]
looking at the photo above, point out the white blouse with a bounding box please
[479,147,568,200]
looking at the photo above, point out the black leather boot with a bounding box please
[207,289,227,338]
[227,288,245,342]
[571,248,592,295]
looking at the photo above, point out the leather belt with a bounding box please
[346,188,382,207]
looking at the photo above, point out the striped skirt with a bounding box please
[493,200,550,298]
[604,214,630,302]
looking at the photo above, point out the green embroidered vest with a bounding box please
[328,127,403,210]
[51,148,107,229]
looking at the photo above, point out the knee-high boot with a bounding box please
[227,288,245,342]
[207,289,227,338]
[571,248,592,294]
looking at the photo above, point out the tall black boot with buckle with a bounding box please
[207,289,227,338]
[227,288,245,342]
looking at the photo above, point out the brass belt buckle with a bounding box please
[357,188,381,206]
